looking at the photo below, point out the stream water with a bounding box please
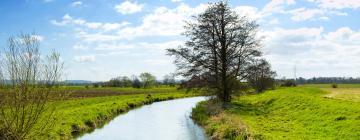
[78,96,208,140]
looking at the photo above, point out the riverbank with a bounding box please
[34,87,203,139]
[192,87,360,139]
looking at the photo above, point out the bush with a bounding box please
[93,83,99,88]
[280,80,297,87]
[332,83,338,88]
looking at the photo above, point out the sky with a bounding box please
[1,0,360,81]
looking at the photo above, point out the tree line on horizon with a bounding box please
[89,73,177,88]
[295,77,360,84]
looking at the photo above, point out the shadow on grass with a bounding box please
[227,98,276,116]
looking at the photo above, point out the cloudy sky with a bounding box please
[1,0,360,81]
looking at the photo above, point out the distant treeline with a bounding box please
[66,72,178,88]
[293,77,360,84]
[57,76,360,87]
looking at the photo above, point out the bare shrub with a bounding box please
[0,33,65,140]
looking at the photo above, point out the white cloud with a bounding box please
[263,27,324,55]
[310,0,360,10]
[325,27,360,45]
[94,43,134,51]
[73,19,86,25]
[51,14,129,31]
[74,55,96,62]
[75,31,122,42]
[171,0,182,2]
[73,44,88,50]
[269,19,280,24]
[289,8,325,21]
[31,35,44,42]
[103,22,130,31]
[234,6,263,20]
[259,0,349,21]
[50,14,73,26]
[140,40,183,50]
[114,1,144,15]
[116,3,208,39]
[85,22,102,29]
[70,1,82,7]
[144,59,171,65]
[262,0,296,13]
[263,27,360,78]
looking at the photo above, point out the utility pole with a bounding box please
[294,65,297,84]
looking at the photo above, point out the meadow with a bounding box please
[31,86,202,139]
[58,86,183,98]
[301,84,360,102]
[192,85,360,139]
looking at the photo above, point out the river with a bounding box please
[78,96,208,140]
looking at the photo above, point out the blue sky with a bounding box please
[1,0,360,81]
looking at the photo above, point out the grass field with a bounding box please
[302,84,360,102]
[31,86,202,139]
[192,86,360,139]
[56,86,182,98]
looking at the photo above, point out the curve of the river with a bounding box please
[78,96,208,140]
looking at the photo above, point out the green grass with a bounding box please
[300,84,360,102]
[192,87,360,139]
[56,86,184,98]
[300,83,360,88]
[34,87,201,139]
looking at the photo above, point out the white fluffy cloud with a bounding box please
[263,27,360,78]
[51,14,129,31]
[259,0,351,22]
[94,43,134,51]
[289,8,325,21]
[117,3,208,39]
[171,0,182,2]
[74,55,96,62]
[50,14,72,26]
[263,0,296,13]
[310,0,360,10]
[103,22,130,31]
[72,3,208,42]
[73,44,88,50]
[70,1,82,7]
[31,35,44,42]
[234,6,263,20]
[325,27,360,45]
[114,1,144,15]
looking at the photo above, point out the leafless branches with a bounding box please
[0,33,64,140]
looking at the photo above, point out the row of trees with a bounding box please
[168,1,276,104]
[99,73,176,88]
[296,77,360,84]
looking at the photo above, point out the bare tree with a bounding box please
[167,1,262,102]
[163,74,176,86]
[247,59,276,93]
[0,33,64,140]
[139,72,156,88]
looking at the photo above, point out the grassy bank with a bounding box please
[33,87,202,139]
[192,87,360,139]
